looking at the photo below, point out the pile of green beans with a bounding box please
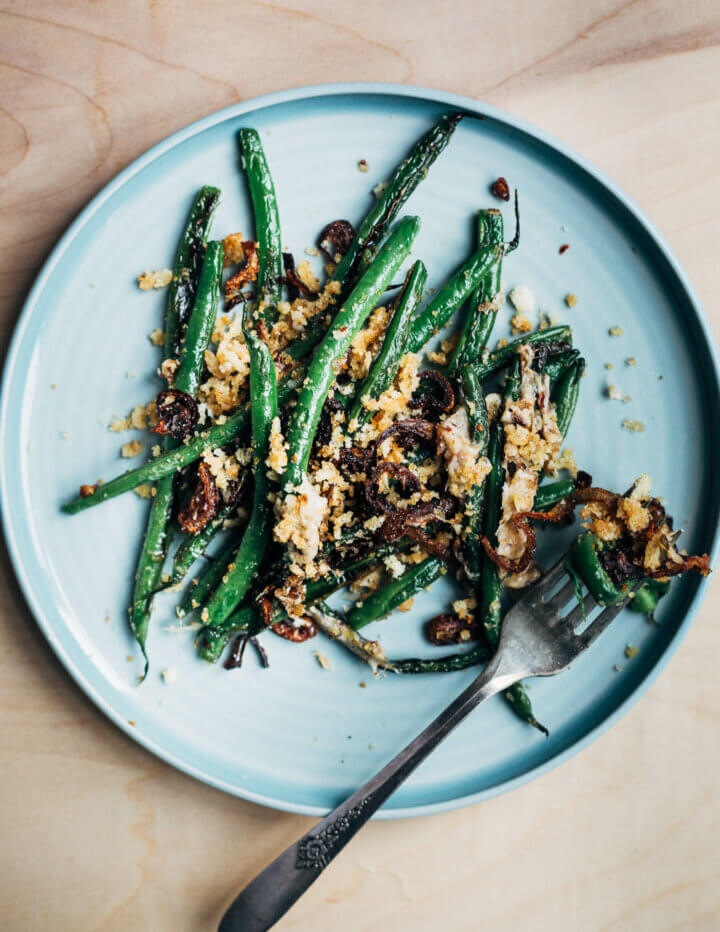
[68,111,668,732]
[129,189,222,673]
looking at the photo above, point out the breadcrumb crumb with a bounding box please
[508,285,535,315]
[121,440,144,458]
[137,269,173,290]
[564,293,578,307]
[510,312,533,335]
[622,419,645,433]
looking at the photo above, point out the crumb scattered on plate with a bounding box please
[622,419,645,433]
[137,268,173,290]
[313,651,332,671]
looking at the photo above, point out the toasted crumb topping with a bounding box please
[296,261,320,293]
[222,232,248,266]
[360,353,419,434]
[149,328,165,346]
[609,326,624,337]
[134,484,154,499]
[555,447,578,476]
[202,446,246,500]
[109,401,158,433]
[452,594,477,621]
[496,346,561,587]
[137,269,173,290]
[346,305,389,380]
[581,474,653,543]
[564,293,578,308]
[267,416,288,474]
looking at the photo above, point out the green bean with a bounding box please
[172,241,223,395]
[348,557,446,630]
[165,186,220,357]
[333,113,461,294]
[129,227,223,672]
[566,533,626,606]
[451,210,503,585]
[553,357,586,438]
[467,325,573,382]
[202,309,279,627]
[534,479,575,511]
[478,361,518,646]
[407,244,506,354]
[477,361,546,732]
[347,260,427,431]
[628,579,670,615]
[446,210,504,373]
[238,128,283,323]
[392,645,491,674]
[129,478,175,671]
[543,348,580,382]
[62,374,301,514]
[312,603,492,675]
[176,535,239,619]
[282,215,421,491]
[458,367,490,585]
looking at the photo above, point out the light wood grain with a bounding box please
[1,1,720,929]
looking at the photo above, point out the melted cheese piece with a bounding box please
[437,406,491,499]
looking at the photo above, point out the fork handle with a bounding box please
[218,654,518,932]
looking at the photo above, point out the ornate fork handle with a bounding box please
[219,653,517,932]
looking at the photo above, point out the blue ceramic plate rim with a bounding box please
[2,82,719,819]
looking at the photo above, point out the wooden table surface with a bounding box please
[2,2,719,929]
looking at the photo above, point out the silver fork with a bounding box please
[218,558,634,932]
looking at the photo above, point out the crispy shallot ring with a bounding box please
[408,370,455,419]
[152,388,200,440]
[406,526,453,562]
[177,462,220,533]
[645,553,711,579]
[480,514,536,574]
[318,220,355,261]
[367,461,421,514]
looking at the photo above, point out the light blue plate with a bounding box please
[2,84,719,818]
